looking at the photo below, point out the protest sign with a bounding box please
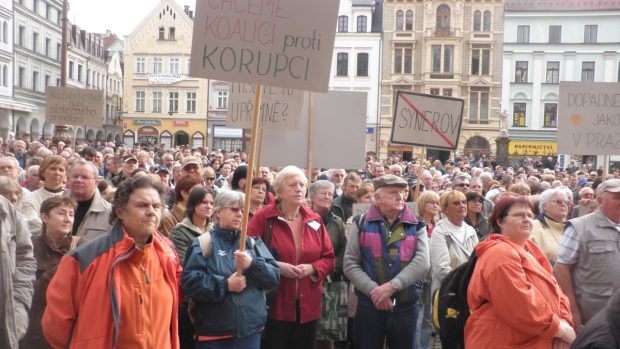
[227,82,304,129]
[190,0,339,92]
[45,87,104,128]
[558,82,620,155]
[261,91,367,169]
[391,91,464,151]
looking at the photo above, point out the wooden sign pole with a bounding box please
[414,147,426,199]
[237,84,262,276]
[255,128,264,176]
[306,92,315,182]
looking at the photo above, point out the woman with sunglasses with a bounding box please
[530,187,573,264]
[429,190,479,293]
[465,194,574,349]
[464,191,490,240]
[181,190,279,349]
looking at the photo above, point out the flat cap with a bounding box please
[122,155,137,163]
[373,174,408,190]
[182,156,202,169]
[596,179,620,196]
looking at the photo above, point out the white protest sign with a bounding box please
[190,0,339,93]
[227,82,304,130]
[391,91,464,150]
[558,82,620,155]
[45,87,104,128]
[261,91,367,169]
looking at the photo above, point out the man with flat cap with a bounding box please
[555,178,620,331]
[111,155,138,186]
[344,174,430,349]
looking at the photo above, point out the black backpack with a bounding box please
[432,251,478,349]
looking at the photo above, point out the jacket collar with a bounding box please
[365,203,418,224]
[178,217,206,236]
[64,189,108,213]
[261,201,321,223]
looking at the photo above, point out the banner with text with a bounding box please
[45,87,104,128]
[190,0,340,92]
[261,91,367,169]
[391,91,464,151]
[227,82,304,129]
[508,141,557,156]
[558,82,620,155]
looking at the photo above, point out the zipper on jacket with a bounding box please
[140,263,151,284]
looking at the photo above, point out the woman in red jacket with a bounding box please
[248,165,335,349]
[465,194,575,349]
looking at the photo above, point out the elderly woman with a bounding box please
[465,195,575,349]
[249,177,269,217]
[0,176,23,206]
[309,180,348,349]
[429,190,479,292]
[415,190,440,349]
[248,166,335,349]
[21,196,77,349]
[42,176,182,348]
[21,155,67,235]
[464,191,490,240]
[530,187,572,264]
[182,190,280,349]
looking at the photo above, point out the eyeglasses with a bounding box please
[455,183,469,188]
[551,199,570,206]
[226,206,243,213]
[205,177,215,181]
[70,175,96,181]
[508,212,534,220]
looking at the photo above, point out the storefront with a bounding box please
[211,125,243,152]
[508,141,557,157]
[123,118,208,149]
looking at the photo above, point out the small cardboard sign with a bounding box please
[45,87,104,128]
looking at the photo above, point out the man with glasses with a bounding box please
[66,160,112,242]
[555,179,620,331]
[181,156,204,178]
[452,173,471,193]
[469,177,493,217]
[344,174,429,349]
[571,187,596,218]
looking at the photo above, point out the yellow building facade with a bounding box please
[122,0,209,149]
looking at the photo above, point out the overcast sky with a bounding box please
[68,0,195,37]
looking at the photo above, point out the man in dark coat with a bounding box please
[570,288,620,349]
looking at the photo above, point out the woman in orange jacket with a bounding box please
[465,194,575,349]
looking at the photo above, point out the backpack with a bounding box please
[432,250,478,349]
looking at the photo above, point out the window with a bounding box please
[515,61,528,83]
[357,16,367,32]
[44,75,50,91]
[169,27,175,40]
[32,32,38,52]
[471,47,490,75]
[443,88,453,97]
[152,58,163,74]
[469,88,489,123]
[581,61,595,81]
[45,38,50,56]
[395,10,403,31]
[56,43,61,61]
[217,91,228,109]
[135,91,145,112]
[186,59,191,74]
[2,66,7,86]
[18,67,25,88]
[394,45,412,74]
[33,0,38,13]
[436,5,450,36]
[338,16,348,32]
[186,92,196,113]
[32,71,38,91]
[169,92,178,112]
[432,45,453,73]
[152,92,162,113]
[77,64,82,82]
[86,68,90,87]
[483,10,491,31]
[405,10,413,30]
[357,53,369,76]
[513,103,526,127]
[68,61,74,79]
[473,10,481,31]
[169,58,179,74]
[549,25,561,44]
[136,57,146,73]
[584,25,597,43]
[2,21,7,43]
[517,25,529,43]
[543,103,557,128]
[45,3,50,19]
[158,27,165,40]
[430,88,440,95]
[546,61,559,83]
[18,26,25,46]
[337,53,348,76]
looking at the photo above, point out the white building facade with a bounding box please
[502,0,620,166]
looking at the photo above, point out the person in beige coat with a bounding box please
[530,187,572,264]
[430,190,479,292]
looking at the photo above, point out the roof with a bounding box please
[505,0,620,11]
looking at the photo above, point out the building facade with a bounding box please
[380,0,504,161]
[502,0,620,167]
[123,0,208,149]
[331,0,382,154]
[12,0,62,140]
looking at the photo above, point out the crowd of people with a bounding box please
[0,134,619,349]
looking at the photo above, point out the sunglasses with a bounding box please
[205,177,215,181]
[455,183,469,187]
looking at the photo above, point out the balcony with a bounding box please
[424,27,462,39]
[470,32,493,43]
